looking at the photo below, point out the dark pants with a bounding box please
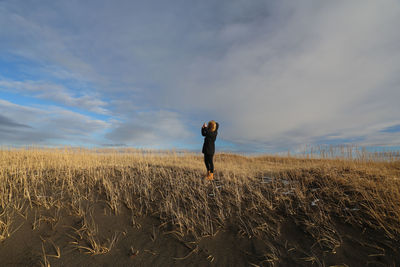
[204,153,214,173]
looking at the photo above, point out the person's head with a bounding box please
[208,120,216,132]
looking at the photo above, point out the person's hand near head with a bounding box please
[203,123,207,128]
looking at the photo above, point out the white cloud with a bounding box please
[1,0,399,151]
[0,99,109,145]
[0,3,99,83]
[0,79,109,114]
[105,110,191,149]
[164,0,400,150]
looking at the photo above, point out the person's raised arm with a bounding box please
[201,123,207,136]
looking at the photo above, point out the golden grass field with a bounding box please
[0,147,399,266]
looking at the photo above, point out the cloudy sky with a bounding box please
[1,0,399,152]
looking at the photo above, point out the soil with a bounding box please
[1,204,399,267]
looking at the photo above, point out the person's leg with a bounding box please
[204,154,210,172]
[205,153,214,180]
[209,153,214,173]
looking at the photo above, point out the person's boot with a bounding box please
[207,172,214,181]
[205,170,210,180]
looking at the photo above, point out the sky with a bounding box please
[0,0,400,153]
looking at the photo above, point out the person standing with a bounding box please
[201,120,219,180]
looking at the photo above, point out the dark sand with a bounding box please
[1,201,399,266]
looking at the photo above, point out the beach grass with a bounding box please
[0,147,399,266]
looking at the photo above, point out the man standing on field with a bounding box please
[201,120,219,181]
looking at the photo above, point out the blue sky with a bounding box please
[1,0,400,153]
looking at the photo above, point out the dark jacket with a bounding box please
[202,122,219,154]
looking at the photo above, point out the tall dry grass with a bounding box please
[0,147,399,265]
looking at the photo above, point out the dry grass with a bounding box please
[0,147,399,265]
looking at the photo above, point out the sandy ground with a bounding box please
[1,193,399,266]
